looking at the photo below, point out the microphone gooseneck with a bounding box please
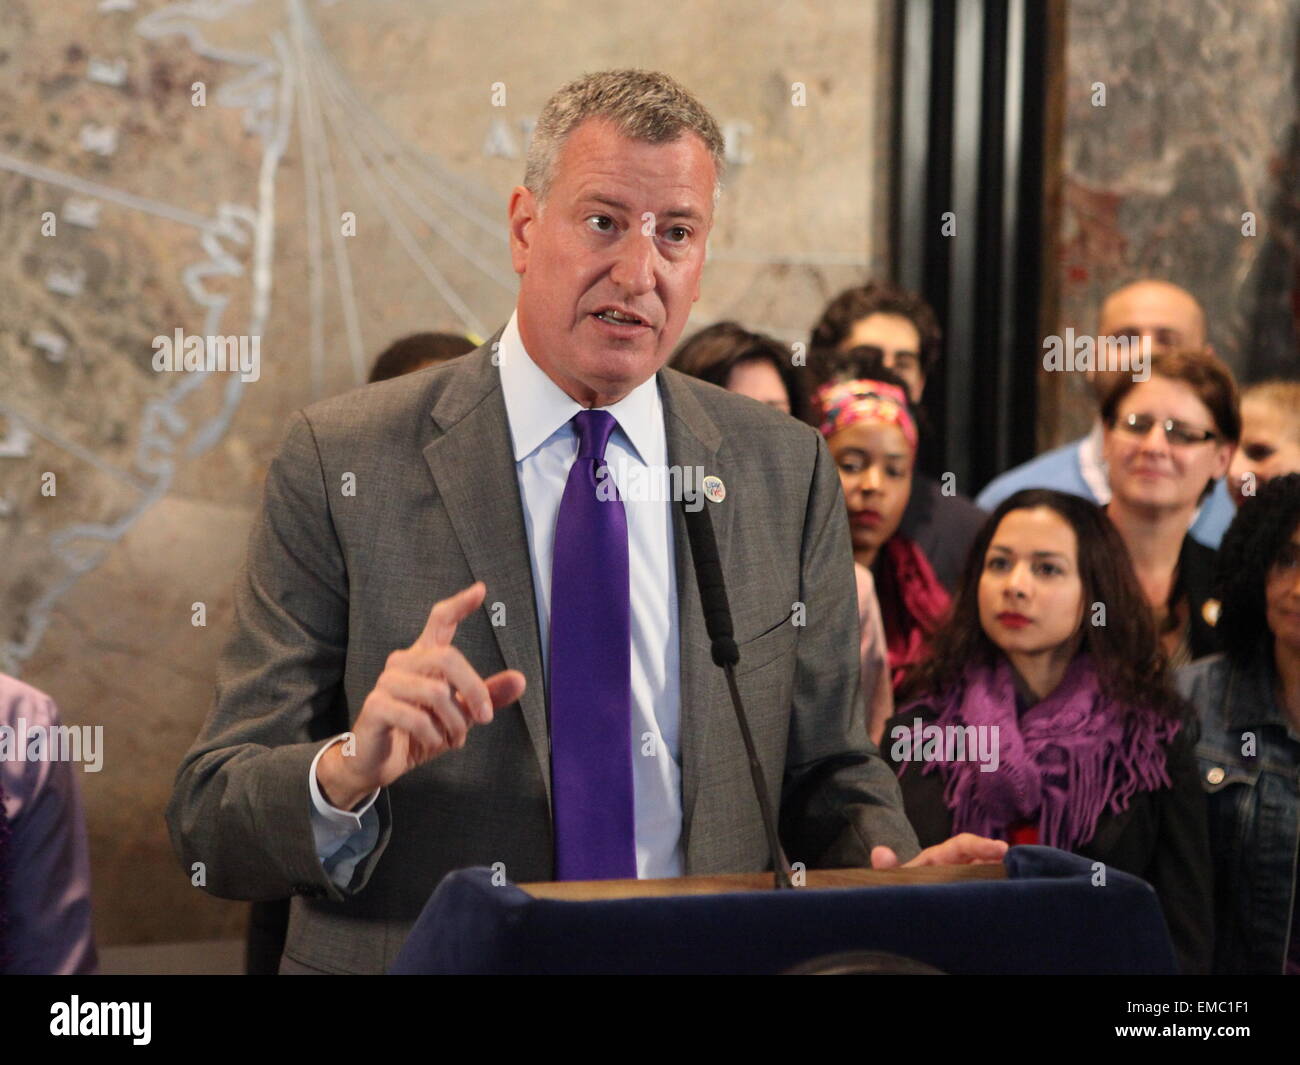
[681,493,794,890]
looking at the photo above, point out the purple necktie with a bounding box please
[549,409,636,880]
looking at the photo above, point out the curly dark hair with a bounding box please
[804,346,931,443]
[669,321,809,422]
[897,489,1184,719]
[1212,472,1300,663]
[808,281,943,375]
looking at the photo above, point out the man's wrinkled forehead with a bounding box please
[1099,284,1205,344]
[550,119,717,218]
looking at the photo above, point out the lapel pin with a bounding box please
[702,474,726,503]
[1202,598,1221,626]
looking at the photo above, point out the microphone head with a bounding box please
[710,635,739,670]
[681,493,740,670]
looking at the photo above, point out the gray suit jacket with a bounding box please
[166,333,920,974]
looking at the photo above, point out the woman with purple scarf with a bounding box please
[0,672,98,973]
[884,489,1212,973]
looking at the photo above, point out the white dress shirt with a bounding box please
[309,310,684,886]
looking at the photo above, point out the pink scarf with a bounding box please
[877,535,951,689]
[900,654,1180,851]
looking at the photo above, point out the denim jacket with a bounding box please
[1176,649,1300,974]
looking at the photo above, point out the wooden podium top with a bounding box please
[518,864,1005,901]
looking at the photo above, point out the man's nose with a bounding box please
[609,231,656,293]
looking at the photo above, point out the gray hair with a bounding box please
[523,69,726,211]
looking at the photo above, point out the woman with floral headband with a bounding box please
[811,364,951,741]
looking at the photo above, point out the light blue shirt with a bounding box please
[309,311,684,887]
[976,421,1235,548]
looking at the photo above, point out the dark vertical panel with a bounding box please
[920,0,955,476]
[974,0,1009,484]
[894,0,931,294]
[891,0,1058,492]
[995,0,1026,476]
[947,0,986,488]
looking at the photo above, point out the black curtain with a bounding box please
[891,0,1059,494]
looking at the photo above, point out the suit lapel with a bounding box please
[422,338,552,807]
[659,369,731,860]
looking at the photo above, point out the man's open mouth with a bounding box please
[591,308,647,326]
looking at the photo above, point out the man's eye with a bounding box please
[587,215,614,232]
[664,225,690,243]
[1245,444,1276,461]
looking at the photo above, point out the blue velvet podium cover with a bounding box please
[389,845,1177,975]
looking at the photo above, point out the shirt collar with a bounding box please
[1078,419,1111,503]
[496,308,662,464]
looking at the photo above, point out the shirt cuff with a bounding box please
[308,734,380,859]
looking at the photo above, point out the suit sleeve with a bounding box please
[778,430,922,866]
[1145,713,1215,974]
[165,411,393,903]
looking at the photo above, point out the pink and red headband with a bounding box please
[814,379,918,450]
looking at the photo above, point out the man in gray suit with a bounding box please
[167,69,1003,974]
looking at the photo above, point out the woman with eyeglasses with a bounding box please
[1176,473,1300,973]
[1100,350,1241,667]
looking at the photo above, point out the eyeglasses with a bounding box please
[1115,412,1219,446]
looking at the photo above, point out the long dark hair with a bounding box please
[1214,472,1300,663]
[897,489,1183,718]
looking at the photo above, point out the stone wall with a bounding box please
[1050,0,1300,443]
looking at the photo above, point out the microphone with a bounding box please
[680,492,794,890]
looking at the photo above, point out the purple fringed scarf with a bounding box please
[905,654,1180,851]
[0,778,9,972]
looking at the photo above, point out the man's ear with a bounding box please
[1212,440,1234,479]
[508,186,538,275]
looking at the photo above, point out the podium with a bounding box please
[389,845,1177,975]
